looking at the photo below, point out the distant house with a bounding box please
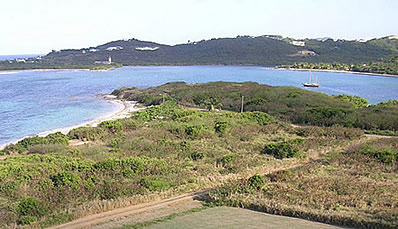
[94,56,112,65]
[89,48,98,52]
[135,47,159,51]
[298,50,316,56]
[15,59,26,63]
[388,35,398,40]
[290,40,305,46]
[106,46,123,51]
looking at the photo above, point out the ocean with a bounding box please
[0,54,43,61]
[1,66,398,146]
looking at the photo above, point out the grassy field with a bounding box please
[140,207,342,229]
[208,138,398,228]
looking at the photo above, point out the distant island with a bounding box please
[1,35,398,75]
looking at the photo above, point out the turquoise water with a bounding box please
[1,66,397,146]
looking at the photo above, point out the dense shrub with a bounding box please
[263,138,305,159]
[240,112,275,125]
[134,101,179,121]
[356,144,398,163]
[190,152,205,161]
[16,196,48,224]
[16,136,48,150]
[300,108,357,127]
[217,154,237,166]
[248,174,265,190]
[100,120,123,133]
[140,177,171,191]
[214,121,229,136]
[185,125,204,139]
[46,132,69,145]
[17,196,47,217]
[246,98,267,105]
[67,126,103,141]
[332,94,369,108]
[116,82,398,131]
[50,172,82,190]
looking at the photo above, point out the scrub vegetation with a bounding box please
[0,82,396,228]
[114,81,398,132]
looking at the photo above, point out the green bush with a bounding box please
[140,177,171,191]
[214,121,229,136]
[46,132,69,145]
[18,216,37,225]
[217,154,237,166]
[17,196,47,219]
[67,126,103,141]
[332,94,369,108]
[185,125,204,139]
[190,152,205,161]
[248,174,265,190]
[14,136,48,152]
[50,172,82,190]
[357,144,398,164]
[240,112,274,125]
[246,98,268,105]
[263,138,305,159]
[100,120,123,132]
[180,141,192,149]
[68,148,81,155]
[134,101,179,121]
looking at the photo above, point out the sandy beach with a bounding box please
[0,95,145,150]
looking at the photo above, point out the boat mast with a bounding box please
[309,71,312,84]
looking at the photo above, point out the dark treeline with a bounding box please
[280,56,398,75]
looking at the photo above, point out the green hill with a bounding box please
[2,35,398,69]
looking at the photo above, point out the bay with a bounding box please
[0,66,397,146]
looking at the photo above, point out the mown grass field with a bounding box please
[140,206,342,229]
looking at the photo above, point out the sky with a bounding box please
[0,0,397,55]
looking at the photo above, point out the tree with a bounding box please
[201,97,223,112]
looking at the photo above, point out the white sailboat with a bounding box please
[303,71,319,87]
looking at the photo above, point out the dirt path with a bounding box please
[50,192,207,229]
[365,134,398,139]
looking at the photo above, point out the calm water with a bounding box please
[0,54,42,61]
[1,66,397,146]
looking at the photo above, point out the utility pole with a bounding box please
[162,94,165,104]
[241,96,244,113]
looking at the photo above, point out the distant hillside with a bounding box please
[2,35,398,68]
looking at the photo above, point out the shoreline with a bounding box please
[275,67,398,78]
[2,65,397,77]
[0,95,145,150]
[0,67,116,74]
